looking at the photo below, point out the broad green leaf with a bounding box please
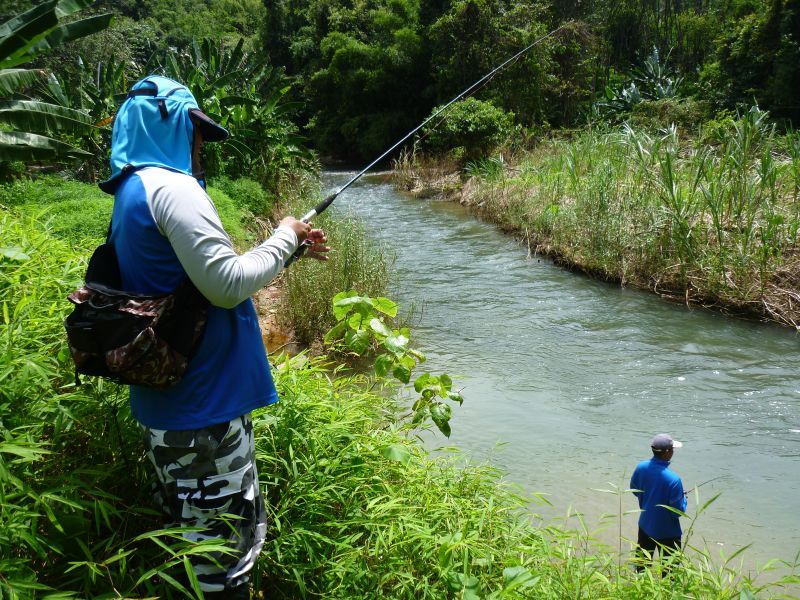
[347,311,364,331]
[414,372,431,392]
[448,391,464,405]
[55,0,96,19]
[0,130,91,161]
[332,292,362,320]
[431,403,452,437]
[0,246,30,261]
[392,364,411,384]
[0,100,94,134]
[408,347,426,363]
[399,354,416,370]
[371,296,397,317]
[0,68,44,95]
[323,319,347,344]
[502,566,538,590]
[369,317,392,337]
[345,328,370,354]
[0,3,59,67]
[440,373,452,390]
[374,353,393,377]
[380,444,410,465]
[21,14,114,65]
[384,334,409,356]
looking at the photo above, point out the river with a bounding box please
[324,172,800,573]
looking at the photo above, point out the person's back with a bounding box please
[630,433,687,572]
[630,455,685,539]
[111,166,282,430]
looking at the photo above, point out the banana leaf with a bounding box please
[0,130,91,161]
[54,0,96,18]
[0,3,59,66]
[5,13,114,68]
[0,68,44,95]
[0,100,94,133]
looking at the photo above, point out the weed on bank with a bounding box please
[436,109,800,329]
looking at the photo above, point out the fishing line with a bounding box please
[285,20,573,266]
[685,475,726,494]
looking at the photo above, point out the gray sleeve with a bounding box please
[146,172,298,309]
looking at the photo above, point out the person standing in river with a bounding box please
[99,75,329,598]
[630,433,687,573]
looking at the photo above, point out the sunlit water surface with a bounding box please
[324,173,800,572]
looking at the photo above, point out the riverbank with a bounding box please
[395,111,800,329]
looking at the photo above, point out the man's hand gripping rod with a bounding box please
[283,21,571,267]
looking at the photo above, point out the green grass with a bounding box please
[1,177,798,598]
[441,109,800,328]
[277,179,393,346]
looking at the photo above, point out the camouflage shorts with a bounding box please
[142,413,266,593]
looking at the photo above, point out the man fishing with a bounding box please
[630,433,687,573]
[99,75,328,598]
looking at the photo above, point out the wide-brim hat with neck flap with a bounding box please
[99,75,229,194]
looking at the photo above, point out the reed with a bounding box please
[453,108,800,327]
[276,184,393,346]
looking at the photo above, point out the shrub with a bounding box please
[211,175,274,218]
[628,98,712,133]
[278,208,392,346]
[421,98,515,162]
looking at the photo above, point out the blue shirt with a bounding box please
[630,457,687,539]
[111,171,279,430]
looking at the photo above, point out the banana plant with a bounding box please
[0,0,113,162]
[147,37,312,183]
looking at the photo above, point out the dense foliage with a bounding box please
[262,0,799,159]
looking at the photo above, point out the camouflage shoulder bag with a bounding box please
[64,224,209,389]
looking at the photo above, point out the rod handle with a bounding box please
[283,204,319,268]
[284,239,312,267]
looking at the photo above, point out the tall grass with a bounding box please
[445,108,800,327]
[258,357,799,598]
[277,184,392,345]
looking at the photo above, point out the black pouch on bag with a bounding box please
[64,227,209,389]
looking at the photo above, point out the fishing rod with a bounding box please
[685,476,725,495]
[284,20,573,266]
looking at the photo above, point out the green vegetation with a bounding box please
[428,108,800,327]
[421,98,515,164]
[0,0,113,163]
[3,178,799,599]
[265,0,800,160]
[278,187,393,345]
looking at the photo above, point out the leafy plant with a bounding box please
[36,53,128,181]
[421,97,514,163]
[323,291,463,437]
[0,0,113,163]
[150,37,312,188]
[595,47,683,123]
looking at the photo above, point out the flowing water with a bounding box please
[325,172,800,571]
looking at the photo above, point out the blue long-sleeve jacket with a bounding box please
[630,457,687,539]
